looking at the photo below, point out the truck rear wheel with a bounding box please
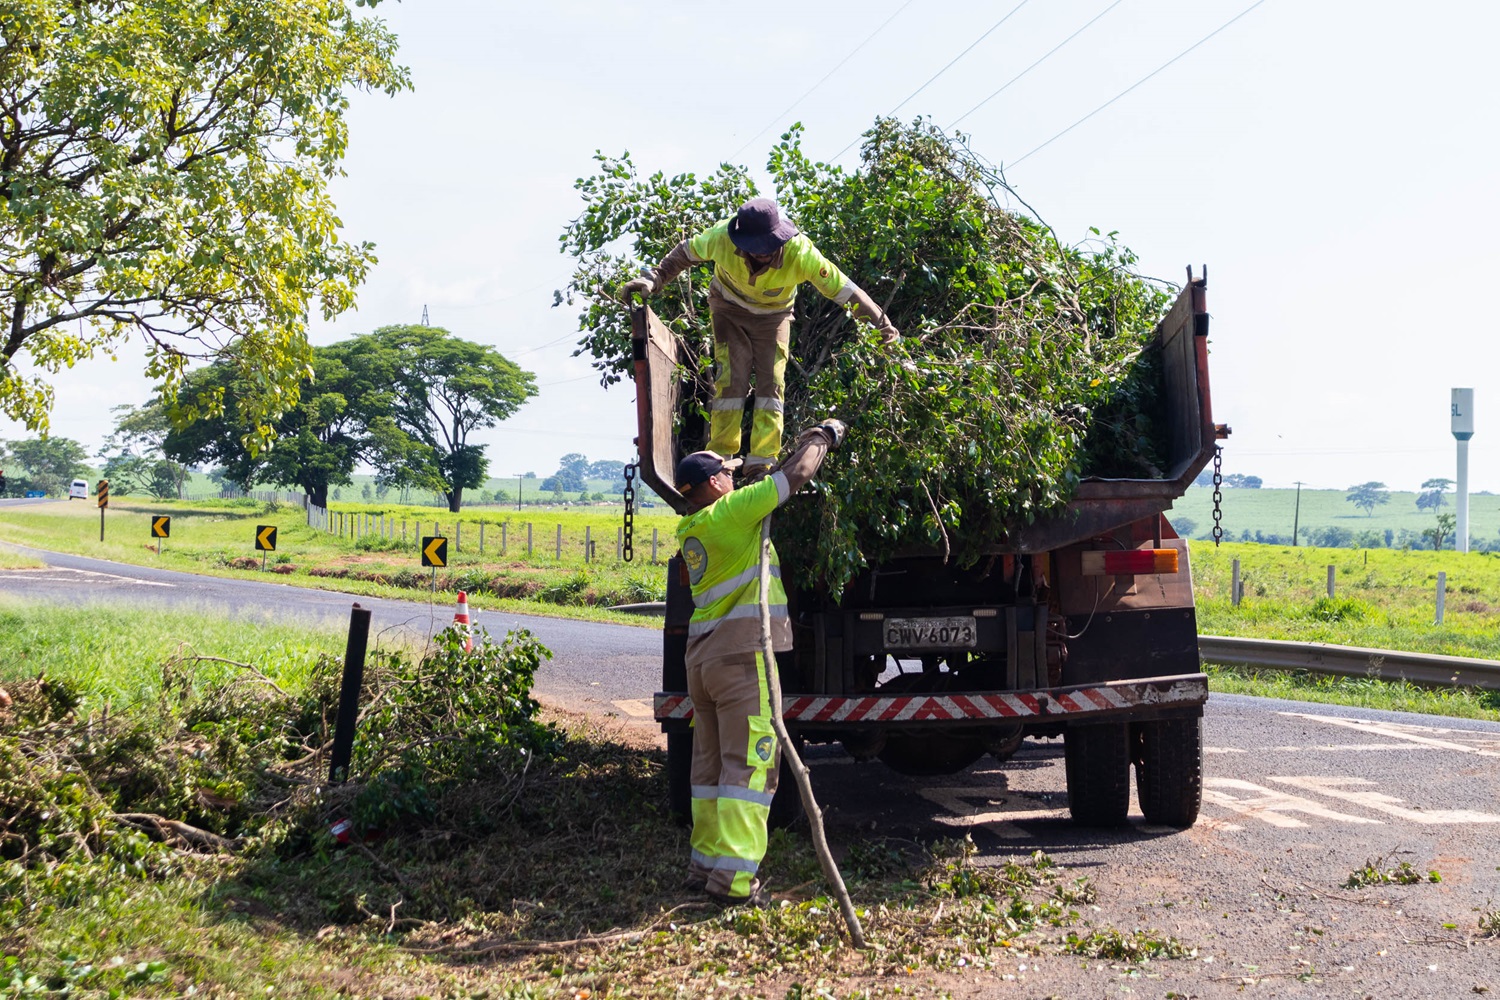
[1133,716,1203,828]
[768,735,805,830]
[1064,723,1130,827]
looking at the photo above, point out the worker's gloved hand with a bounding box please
[814,418,847,449]
[878,319,900,345]
[618,275,656,304]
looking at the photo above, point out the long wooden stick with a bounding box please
[758,516,866,948]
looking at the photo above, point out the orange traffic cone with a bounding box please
[453,590,473,651]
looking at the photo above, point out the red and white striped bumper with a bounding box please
[654,673,1207,724]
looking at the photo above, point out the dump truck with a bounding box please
[630,270,1228,829]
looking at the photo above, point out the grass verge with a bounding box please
[1203,663,1500,722]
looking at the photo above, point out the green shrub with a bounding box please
[1307,596,1373,622]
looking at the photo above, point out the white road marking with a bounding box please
[1283,712,1500,758]
[1201,777,1382,828]
[0,568,172,587]
[1269,776,1500,825]
[918,786,1069,838]
[611,699,654,718]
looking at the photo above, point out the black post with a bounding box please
[329,603,372,783]
[1292,480,1304,547]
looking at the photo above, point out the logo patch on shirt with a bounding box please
[755,735,774,762]
[682,536,709,585]
[820,266,829,277]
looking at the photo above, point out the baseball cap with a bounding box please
[674,451,742,492]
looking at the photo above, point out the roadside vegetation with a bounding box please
[0,497,672,625]
[1,610,1196,998]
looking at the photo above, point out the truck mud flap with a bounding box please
[655,672,1207,730]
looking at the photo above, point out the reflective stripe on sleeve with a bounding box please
[752,396,784,412]
[833,281,858,305]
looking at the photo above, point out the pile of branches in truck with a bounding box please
[559,117,1174,597]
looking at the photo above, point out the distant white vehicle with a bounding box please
[68,479,89,500]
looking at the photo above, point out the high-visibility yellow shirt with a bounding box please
[688,220,854,315]
[677,470,795,662]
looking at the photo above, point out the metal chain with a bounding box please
[1211,446,1224,547]
[622,463,636,562]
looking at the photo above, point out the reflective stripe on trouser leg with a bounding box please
[687,654,722,871]
[748,319,790,461]
[685,650,779,899]
[708,305,755,457]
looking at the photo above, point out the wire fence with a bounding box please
[304,503,670,566]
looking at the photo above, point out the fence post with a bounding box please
[479,522,485,555]
[617,526,622,561]
[456,521,462,553]
[403,520,407,545]
[329,603,372,784]
[502,522,507,555]
[652,527,659,564]
[1327,565,1335,598]
[555,523,562,560]
[585,525,592,563]
[1436,571,1446,625]
[527,522,533,557]
[1232,559,1241,608]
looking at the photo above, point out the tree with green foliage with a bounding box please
[161,337,418,508]
[1415,477,1453,512]
[97,404,189,500]
[362,325,537,513]
[0,0,409,441]
[0,435,90,495]
[558,118,1173,596]
[1425,512,1456,551]
[1346,482,1390,517]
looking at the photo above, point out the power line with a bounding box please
[949,0,1126,129]
[1007,0,1269,169]
[830,0,1033,162]
[889,0,1030,117]
[727,0,917,163]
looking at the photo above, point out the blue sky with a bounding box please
[8,0,1499,491]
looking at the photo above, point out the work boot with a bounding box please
[739,459,775,485]
[682,864,711,892]
[706,878,771,909]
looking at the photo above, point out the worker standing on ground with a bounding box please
[620,198,895,477]
[673,417,847,906]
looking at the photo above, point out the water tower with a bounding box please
[1452,388,1474,553]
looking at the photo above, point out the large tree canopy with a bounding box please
[558,118,1173,596]
[0,0,408,438]
[363,325,538,512]
[161,337,414,508]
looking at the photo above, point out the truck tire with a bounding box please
[666,731,692,825]
[1064,723,1130,827]
[1133,716,1203,828]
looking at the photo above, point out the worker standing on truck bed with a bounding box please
[673,417,847,906]
[621,198,896,477]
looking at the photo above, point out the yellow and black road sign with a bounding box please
[255,525,278,551]
[421,536,447,568]
[151,515,171,538]
[96,480,109,508]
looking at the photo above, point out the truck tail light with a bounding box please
[1080,549,1179,576]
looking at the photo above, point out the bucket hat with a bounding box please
[727,198,798,257]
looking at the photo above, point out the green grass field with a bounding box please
[0,497,673,623]
[1170,485,1498,548]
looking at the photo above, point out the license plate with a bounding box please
[883,616,978,650]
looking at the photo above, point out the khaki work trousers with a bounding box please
[686,650,780,899]
[707,298,792,463]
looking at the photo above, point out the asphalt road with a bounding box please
[2,543,1496,993]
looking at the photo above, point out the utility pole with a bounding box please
[515,474,524,511]
[1292,481,1305,546]
[421,304,430,326]
[1452,388,1473,553]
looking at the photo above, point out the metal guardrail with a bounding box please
[1197,635,1500,692]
